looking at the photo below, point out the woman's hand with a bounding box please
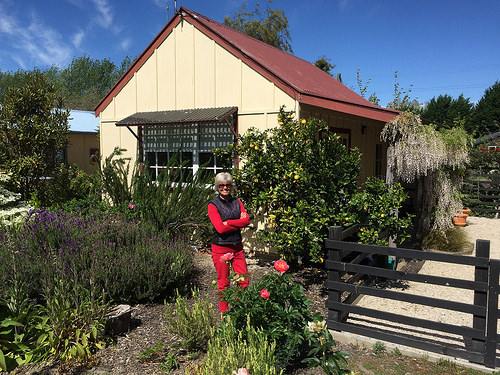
[223,221,228,226]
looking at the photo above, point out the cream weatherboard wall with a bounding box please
[99,20,297,167]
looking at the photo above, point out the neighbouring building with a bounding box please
[67,110,99,174]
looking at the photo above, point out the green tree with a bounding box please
[60,54,133,110]
[215,107,361,262]
[356,68,380,105]
[313,55,342,82]
[386,71,421,113]
[0,67,60,103]
[469,81,500,137]
[421,94,473,130]
[0,71,69,199]
[224,0,292,53]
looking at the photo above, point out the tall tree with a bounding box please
[313,55,342,82]
[60,54,133,110]
[421,94,473,130]
[0,71,70,199]
[469,81,500,137]
[386,71,422,113]
[224,0,292,53]
[0,66,60,103]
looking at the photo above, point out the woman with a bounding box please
[208,172,250,313]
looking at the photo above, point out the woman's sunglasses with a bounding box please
[218,184,232,188]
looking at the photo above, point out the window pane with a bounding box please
[158,152,167,166]
[200,152,214,167]
[149,167,157,180]
[181,152,193,166]
[146,152,156,166]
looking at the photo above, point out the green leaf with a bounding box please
[0,349,6,371]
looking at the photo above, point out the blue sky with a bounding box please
[1,0,499,107]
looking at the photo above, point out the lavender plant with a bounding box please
[0,209,194,305]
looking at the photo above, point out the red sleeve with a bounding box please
[226,200,250,228]
[208,203,238,234]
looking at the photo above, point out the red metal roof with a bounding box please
[95,7,399,122]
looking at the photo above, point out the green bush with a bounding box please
[165,289,217,352]
[0,209,194,305]
[215,106,361,262]
[348,177,413,246]
[131,157,213,242]
[31,164,101,209]
[41,280,108,363]
[201,317,282,375]
[220,260,318,371]
[0,300,51,372]
[302,320,350,374]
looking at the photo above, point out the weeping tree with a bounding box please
[381,112,471,240]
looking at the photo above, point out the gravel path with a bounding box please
[348,216,500,350]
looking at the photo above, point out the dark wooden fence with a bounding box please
[325,226,500,368]
[463,173,500,215]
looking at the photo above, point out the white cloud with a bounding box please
[1,8,73,69]
[92,0,113,29]
[152,0,166,8]
[120,38,131,51]
[25,17,73,67]
[72,29,85,49]
[0,4,16,34]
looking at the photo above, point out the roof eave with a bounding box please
[299,94,401,123]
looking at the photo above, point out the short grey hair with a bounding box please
[214,172,234,192]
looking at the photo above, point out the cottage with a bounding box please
[94,7,399,181]
[67,110,99,174]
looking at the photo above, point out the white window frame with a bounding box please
[142,121,234,179]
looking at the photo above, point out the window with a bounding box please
[143,122,234,180]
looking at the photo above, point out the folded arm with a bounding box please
[226,200,250,228]
[208,203,238,233]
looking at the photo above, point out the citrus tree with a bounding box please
[215,107,360,262]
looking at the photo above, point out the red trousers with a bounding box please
[211,242,249,312]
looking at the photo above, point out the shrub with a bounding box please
[220,260,319,371]
[131,157,213,242]
[348,177,413,246]
[165,289,217,352]
[215,106,361,262]
[41,280,108,363]
[302,320,350,374]
[0,301,51,372]
[0,209,194,304]
[201,317,282,375]
[422,227,470,252]
[30,164,101,209]
[76,147,214,242]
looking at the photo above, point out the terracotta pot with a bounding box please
[462,208,471,216]
[452,215,467,227]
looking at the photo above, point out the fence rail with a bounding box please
[463,173,500,215]
[325,227,499,368]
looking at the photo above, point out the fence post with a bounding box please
[485,258,499,368]
[472,239,490,355]
[327,226,342,325]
